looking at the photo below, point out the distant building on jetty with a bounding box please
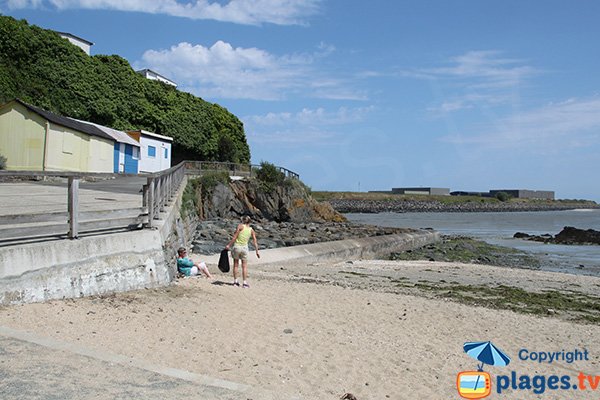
[489,189,554,200]
[391,187,450,196]
[371,186,555,200]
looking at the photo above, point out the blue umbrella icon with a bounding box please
[464,341,511,371]
[463,341,511,395]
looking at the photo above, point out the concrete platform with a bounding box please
[0,181,142,216]
[0,325,278,400]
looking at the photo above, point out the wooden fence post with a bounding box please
[147,177,155,228]
[68,177,79,239]
[142,184,148,207]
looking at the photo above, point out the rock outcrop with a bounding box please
[514,226,600,245]
[200,179,345,223]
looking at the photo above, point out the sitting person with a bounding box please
[176,247,211,278]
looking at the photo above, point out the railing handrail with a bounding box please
[0,159,300,241]
[0,160,299,180]
[183,160,299,179]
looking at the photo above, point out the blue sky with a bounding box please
[2,1,600,201]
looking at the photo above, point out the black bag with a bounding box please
[218,249,230,273]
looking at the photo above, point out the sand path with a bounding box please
[1,260,599,399]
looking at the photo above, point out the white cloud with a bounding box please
[5,0,321,25]
[442,97,600,152]
[139,40,311,100]
[427,51,536,87]
[247,128,338,145]
[246,106,374,126]
[5,0,43,8]
[138,40,367,101]
[243,106,374,144]
[412,51,539,114]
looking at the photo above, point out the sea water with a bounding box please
[345,209,600,276]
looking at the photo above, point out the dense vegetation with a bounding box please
[0,15,250,164]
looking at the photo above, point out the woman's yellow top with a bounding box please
[235,225,252,246]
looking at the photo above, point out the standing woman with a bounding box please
[225,215,259,288]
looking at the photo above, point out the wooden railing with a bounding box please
[0,172,147,243]
[144,161,186,228]
[184,160,300,180]
[0,161,299,243]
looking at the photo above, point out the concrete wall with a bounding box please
[0,229,169,305]
[0,176,193,306]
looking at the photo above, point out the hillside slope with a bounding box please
[0,15,250,164]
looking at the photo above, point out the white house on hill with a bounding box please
[56,32,93,55]
[136,69,177,88]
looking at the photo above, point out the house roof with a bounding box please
[129,129,174,142]
[8,99,114,142]
[56,31,94,45]
[73,119,140,147]
[135,69,177,86]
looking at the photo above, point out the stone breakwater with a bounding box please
[327,199,598,213]
[191,218,415,255]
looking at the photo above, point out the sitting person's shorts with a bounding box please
[180,262,208,277]
[180,266,199,276]
[232,245,249,260]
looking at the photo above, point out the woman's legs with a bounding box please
[232,258,240,285]
[241,259,249,287]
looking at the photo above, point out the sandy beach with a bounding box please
[1,258,599,399]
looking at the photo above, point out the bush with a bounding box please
[0,154,6,170]
[495,191,511,202]
[198,171,230,193]
[254,161,285,192]
[181,178,201,218]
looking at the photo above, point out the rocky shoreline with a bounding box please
[190,219,598,276]
[190,218,417,255]
[514,226,600,245]
[327,199,599,213]
[390,235,544,270]
[190,219,539,271]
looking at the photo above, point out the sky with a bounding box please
[2,0,600,201]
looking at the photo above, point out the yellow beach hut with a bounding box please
[0,99,114,172]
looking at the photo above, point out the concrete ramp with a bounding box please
[203,229,440,268]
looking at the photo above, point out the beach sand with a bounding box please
[1,259,599,399]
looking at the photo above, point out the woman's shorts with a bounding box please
[232,245,249,261]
